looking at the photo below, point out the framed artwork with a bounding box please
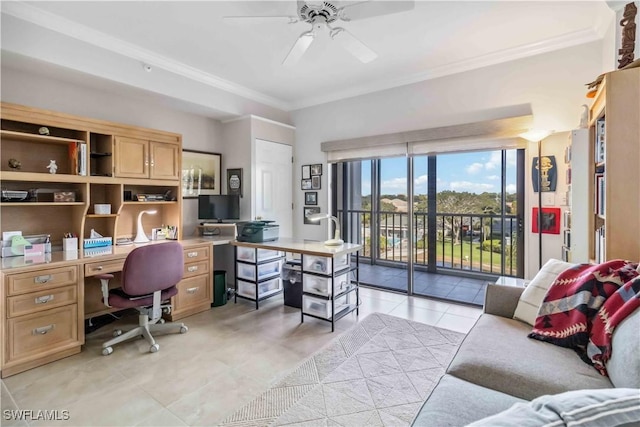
[302,165,311,179]
[310,164,323,176]
[305,192,317,205]
[304,206,321,224]
[227,168,243,197]
[531,155,557,192]
[301,179,312,190]
[311,175,321,190]
[532,207,561,234]
[182,150,221,198]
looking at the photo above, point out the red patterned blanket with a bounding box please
[529,259,639,374]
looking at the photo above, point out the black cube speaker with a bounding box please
[123,190,133,201]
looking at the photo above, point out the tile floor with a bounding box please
[358,264,491,305]
[0,288,482,427]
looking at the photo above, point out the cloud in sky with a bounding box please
[466,163,484,174]
[486,175,499,181]
[450,181,495,192]
[381,177,407,194]
[506,183,517,193]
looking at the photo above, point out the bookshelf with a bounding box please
[562,129,590,263]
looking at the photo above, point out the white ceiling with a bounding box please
[1,1,611,117]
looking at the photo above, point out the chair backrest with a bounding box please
[121,242,184,296]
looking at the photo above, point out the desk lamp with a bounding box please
[307,212,344,246]
[134,209,158,243]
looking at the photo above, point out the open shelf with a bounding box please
[86,214,119,218]
[0,202,86,207]
[0,129,84,145]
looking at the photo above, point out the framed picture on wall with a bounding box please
[302,165,311,180]
[301,179,312,190]
[532,207,561,234]
[182,150,221,198]
[304,206,321,224]
[310,164,322,176]
[305,192,317,205]
[311,175,321,190]
[227,168,243,197]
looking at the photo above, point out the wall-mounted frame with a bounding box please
[302,165,311,179]
[301,179,312,190]
[227,168,243,197]
[304,206,321,224]
[532,207,561,234]
[182,149,221,198]
[311,175,321,190]
[305,192,317,205]
[310,164,323,176]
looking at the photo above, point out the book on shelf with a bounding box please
[562,246,571,263]
[67,141,87,175]
[595,226,605,263]
[595,118,606,163]
[79,142,87,176]
[563,229,571,247]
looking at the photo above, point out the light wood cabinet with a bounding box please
[150,141,180,180]
[588,67,640,262]
[167,244,213,321]
[114,137,180,180]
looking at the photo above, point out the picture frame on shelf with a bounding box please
[302,165,311,180]
[311,175,321,190]
[305,192,317,205]
[310,164,322,176]
[304,206,321,224]
[182,149,221,198]
[301,179,312,190]
[227,168,243,197]
[532,207,561,234]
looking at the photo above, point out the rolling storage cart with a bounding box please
[234,246,285,309]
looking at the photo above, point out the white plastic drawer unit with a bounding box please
[303,254,350,275]
[236,259,282,282]
[303,272,351,297]
[237,277,282,300]
[236,247,283,263]
[302,293,352,319]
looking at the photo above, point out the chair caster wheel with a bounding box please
[158,318,165,324]
[180,326,188,334]
[113,329,122,337]
[102,347,113,356]
[150,344,160,353]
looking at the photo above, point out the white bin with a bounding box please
[303,272,350,297]
[303,254,350,275]
[237,259,282,281]
[302,293,351,319]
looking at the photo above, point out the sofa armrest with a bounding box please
[483,284,525,318]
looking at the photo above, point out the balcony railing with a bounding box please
[343,209,518,276]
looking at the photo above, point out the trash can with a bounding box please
[212,270,227,307]
[282,261,302,308]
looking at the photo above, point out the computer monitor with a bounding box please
[198,195,240,223]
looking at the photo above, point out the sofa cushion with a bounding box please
[513,258,575,325]
[606,307,640,389]
[468,388,640,427]
[447,314,612,401]
[411,374,525,427]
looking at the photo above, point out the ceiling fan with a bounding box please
[224,1,415,65]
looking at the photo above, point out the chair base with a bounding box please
[102,313,187,355]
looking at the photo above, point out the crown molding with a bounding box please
[290,27,604,111]
[222,114,296,129]
[1,1,292,112]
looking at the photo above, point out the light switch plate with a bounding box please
[542,193,555,206]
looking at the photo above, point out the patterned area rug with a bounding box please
[220,313,466,427]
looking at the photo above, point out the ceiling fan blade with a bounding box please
[282,31,315,66]
[330,27,377,63]
[339,1,415,21]
[223,15,299,24]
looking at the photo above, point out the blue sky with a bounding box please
[360,150,518,196]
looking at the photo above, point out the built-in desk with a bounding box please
[231,239,362,331]
[0,238,226,378]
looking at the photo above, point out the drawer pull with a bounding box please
[35,295,54,304]
[187,266,199,272]
[187,252,199,258]
[95,266,104,271]
[34,275,53,284]
[186,287,199,294]
[33,324,55,335]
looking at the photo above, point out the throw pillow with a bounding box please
[467,388,640,427]
[513,259,576,325]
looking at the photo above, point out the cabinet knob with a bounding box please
[33,324,55,335]
[187,266,198,272]
[186,287,199,294]
[96,266,104,271]
[34,275,53,284]
[35,295,54,304]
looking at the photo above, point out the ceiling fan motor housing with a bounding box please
[299,1,339,24]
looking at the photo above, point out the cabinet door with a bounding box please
[150,141,180,180]
[114,136,149,178]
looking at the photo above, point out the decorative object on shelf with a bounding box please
[38,127,50,136]
[306,212,344,246]
[310,164,323,176]
[311,175,321,190]
[305,191,317,205]
[226,168,243,197]
[301,179,312,190]
[7,158,21,170]
[182,149,221,198]
[134,209,157,243]
[302,165,311,179]
[303,206,320,225]
[618,2,637,69]
[532,207,561,235]
[46,159,57,174]
[579,104,589,128]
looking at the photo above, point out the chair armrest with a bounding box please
[483,283,525,318]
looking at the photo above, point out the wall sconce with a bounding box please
[306,212,344,246]
[134,209,157,243]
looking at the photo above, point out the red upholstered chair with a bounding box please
[95,242,188,355]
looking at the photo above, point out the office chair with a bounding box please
[95,242,188,355]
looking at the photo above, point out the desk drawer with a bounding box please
[183,246,209,263]
[7,304,79,363]
[175,275,211,310]
[7,285,77,318]
[84,259,125,277]
[183,260,209,279]
[7,266,78,296]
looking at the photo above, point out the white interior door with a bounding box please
[255,139,293,238]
